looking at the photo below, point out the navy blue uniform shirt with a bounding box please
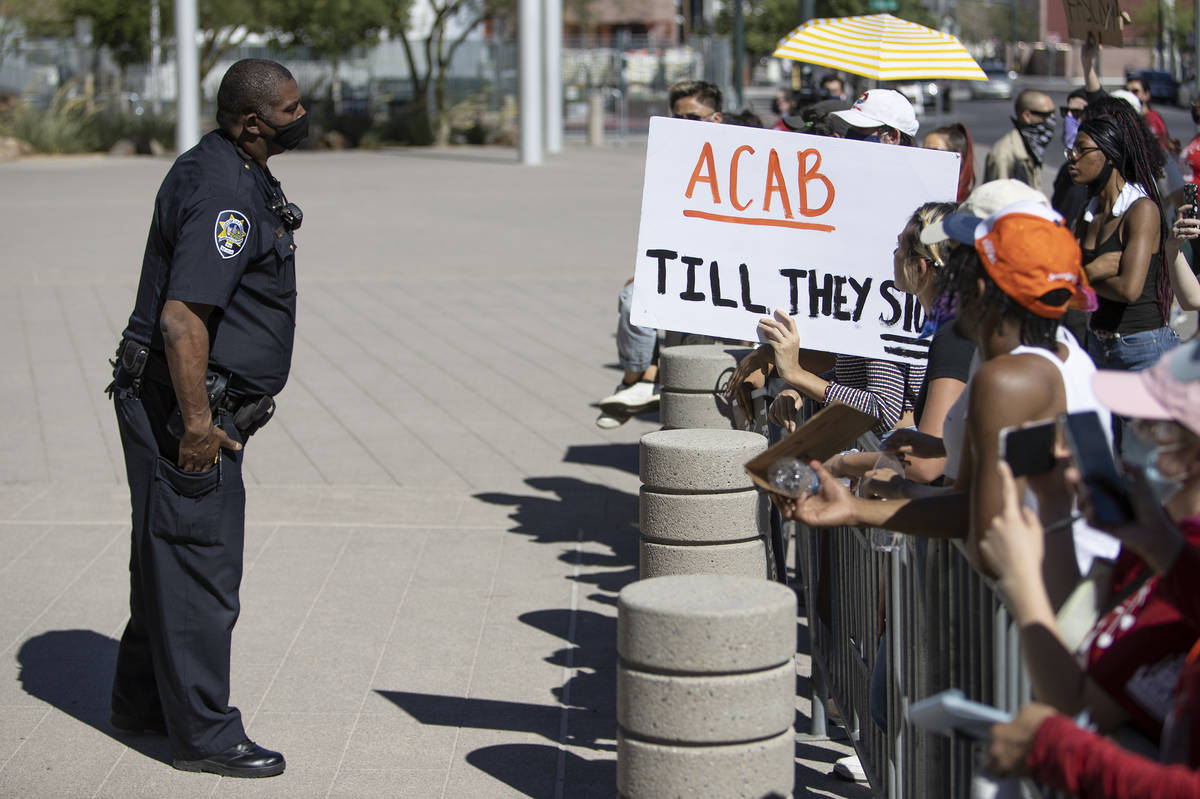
[123,130,298,397]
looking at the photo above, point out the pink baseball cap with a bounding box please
[1092,338,1200,437]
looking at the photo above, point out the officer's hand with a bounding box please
[178,424,242,472]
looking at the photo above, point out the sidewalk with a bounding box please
[0,144,870,798]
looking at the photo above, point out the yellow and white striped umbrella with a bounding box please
[773,13,987,81]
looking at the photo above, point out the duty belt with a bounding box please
[109,339,276,438]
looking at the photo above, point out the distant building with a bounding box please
[564,0,678,43]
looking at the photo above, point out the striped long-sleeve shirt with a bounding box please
[824,355,928,434]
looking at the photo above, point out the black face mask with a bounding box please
[264,113,308,150]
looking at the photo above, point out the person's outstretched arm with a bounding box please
[988,704,1200,799]
[1082,34,1104,97]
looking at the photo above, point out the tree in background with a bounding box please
[265,0,394,114]
[13,0,277,88]
[8,0,513,147]
[954,0,1037,54]
[1125,0,1193,73]
[197,0,267,82]
[61,0,151,69]
[387,0,511,145]
[0,0,29,73]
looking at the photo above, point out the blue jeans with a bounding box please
[1086,326,1180,372]
[617,282,657,372]
[1087,326,1180,450]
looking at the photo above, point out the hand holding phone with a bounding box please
[998,420,1057,478]
[1063,411,1134,526]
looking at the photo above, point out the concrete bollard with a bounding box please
[659,344,749,430]
[617,574,797,799]
[587,92,605,147]
[638,429,769,579]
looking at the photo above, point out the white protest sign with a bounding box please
[630,117,960,364]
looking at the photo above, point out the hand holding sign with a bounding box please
[1065,0,1125,47]
[759,309,804,384]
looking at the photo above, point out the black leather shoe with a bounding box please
[173,740,285,778]
[110,711,167,736]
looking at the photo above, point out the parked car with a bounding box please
[970,61,1017,100]
[1126,69,1180,105]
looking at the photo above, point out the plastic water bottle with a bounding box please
[866,451,905,552]
[768,457,819,499]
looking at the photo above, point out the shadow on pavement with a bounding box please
[561,443,639,475]
[375,474,637,792]
[17,629,171,765]
[466,744,615,799]
[474,474,637,551]
[376,690,614,753]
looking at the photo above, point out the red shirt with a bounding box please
[1180,133,1200,185]
[1025,541,1200,798]
[1078,519,1200,740]
[1145,109,1170,153]
[1028,713,1200,798]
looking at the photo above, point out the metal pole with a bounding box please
[519,0,543,164]
[732,0,744,110]
[150,0,161,115]
[174,0,200,152]
[1009,0,1017,69]
[1156,0,1164,70]
[543,0,562,154]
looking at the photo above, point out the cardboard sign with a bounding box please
[1065,0,1124,47]
[630,117,959,365]
[744,402,880,493]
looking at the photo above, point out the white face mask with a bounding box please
[1122,427,1184,505]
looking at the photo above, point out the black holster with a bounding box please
[232,395,275,438]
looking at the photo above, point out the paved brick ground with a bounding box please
[0,144,869,798]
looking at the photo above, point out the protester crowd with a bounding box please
[600,39,1200,796]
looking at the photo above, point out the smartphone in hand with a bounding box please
[1062,411,1134,526]
[998,420,1057,478]
[1185,183,1198,219]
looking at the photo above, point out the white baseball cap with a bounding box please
[919,179,1051,245]
[831,89,919,138]
[1109,88,1143,114]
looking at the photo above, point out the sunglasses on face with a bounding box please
[1027,108,1053,119]
[671,112,715,121]
[1065,145,1102,160]
[1060,106,1084,118]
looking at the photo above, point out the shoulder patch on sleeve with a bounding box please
[214,209,251,259]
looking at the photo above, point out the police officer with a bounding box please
[106,58,306,778]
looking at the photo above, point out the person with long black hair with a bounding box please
[1068,103,1180,378]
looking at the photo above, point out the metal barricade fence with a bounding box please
[776,401,1038,798]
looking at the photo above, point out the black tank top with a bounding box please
[1081,221,1165,334]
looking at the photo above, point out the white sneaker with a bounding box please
[598,381,660,414]
[833,754,867,782]
[595,410,629,429]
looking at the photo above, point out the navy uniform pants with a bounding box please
[109,371,248,760]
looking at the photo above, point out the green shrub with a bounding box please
[0,91,99,153]
[88,110,175,152]
[0,89,174,154]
